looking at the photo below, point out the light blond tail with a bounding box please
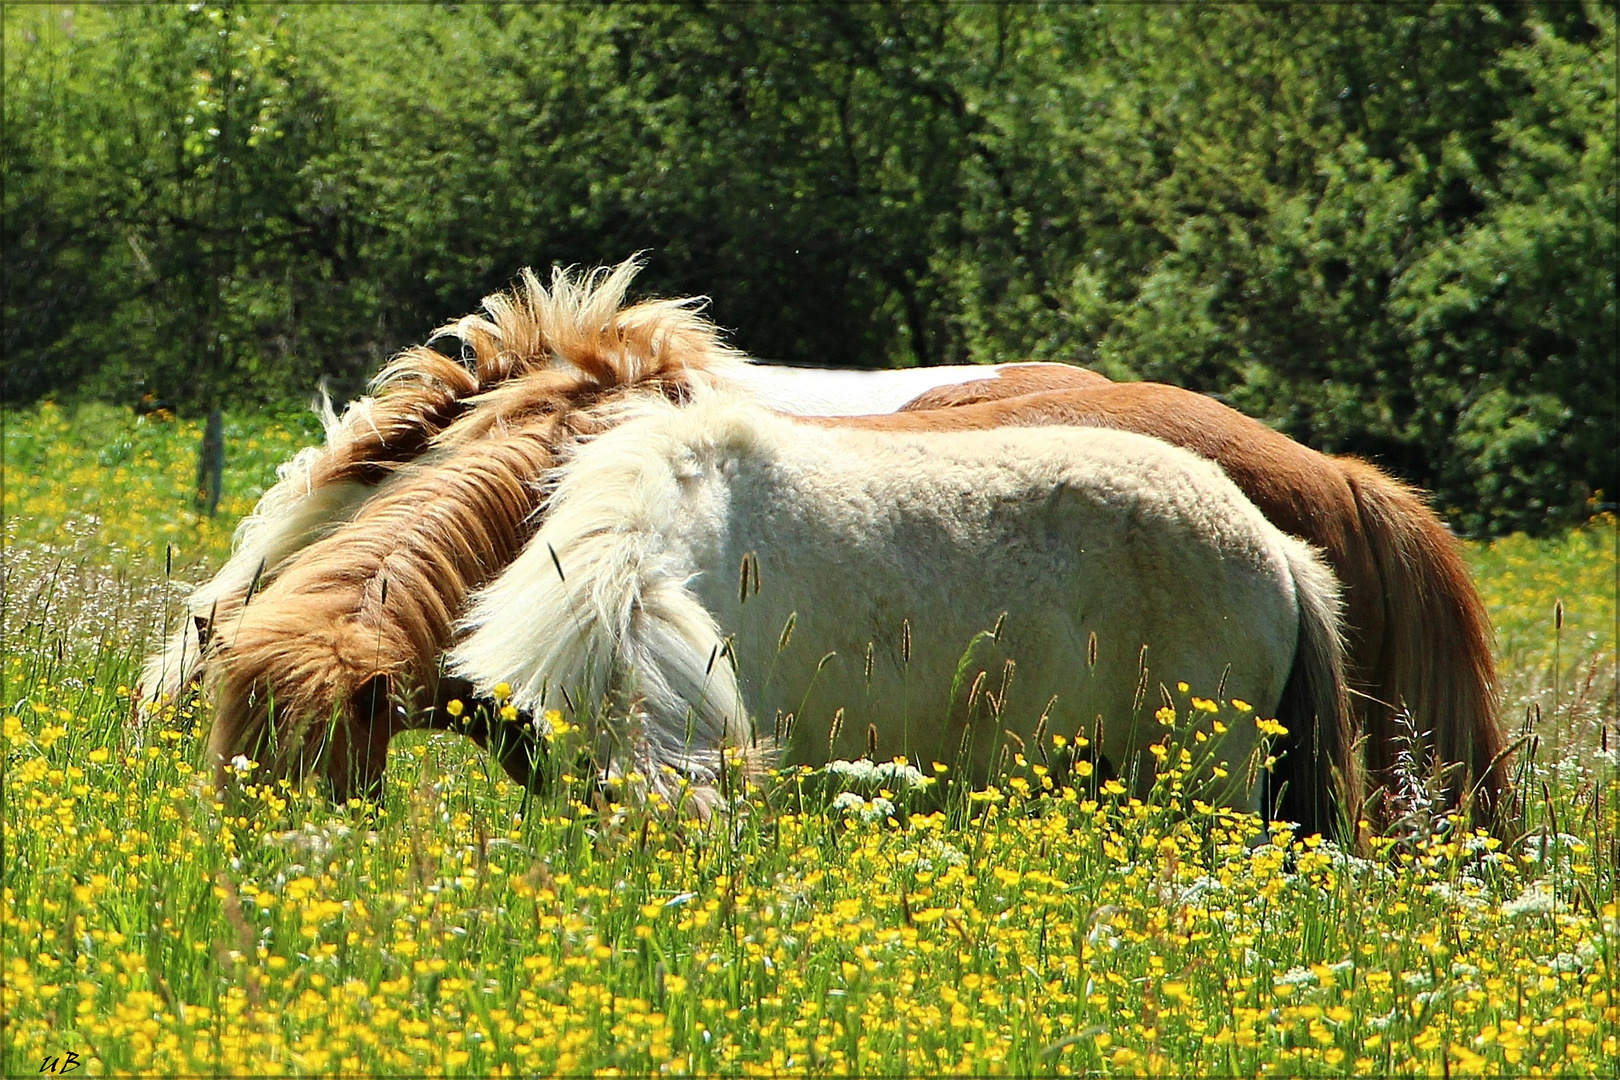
[1270,537,1355,840]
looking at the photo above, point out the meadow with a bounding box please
[3,402,1616,1076]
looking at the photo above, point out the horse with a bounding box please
[141,257,1382,834]
[137,257,1116,793]
[448,389,1354,832]
[141,260,753,799]
[718,360,1506,828]
[852,379,1505,830]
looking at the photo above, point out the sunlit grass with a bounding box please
[2,400,320,574]
[1469,518,1618,770]
[4,403,1616,1076]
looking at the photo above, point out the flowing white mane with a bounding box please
[450,391,749,794]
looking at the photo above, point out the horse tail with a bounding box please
[1335,456,1506,828]
[1270,536,1355,840]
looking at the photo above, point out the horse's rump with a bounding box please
[896,363,1109,409]
[819,383,1385,679]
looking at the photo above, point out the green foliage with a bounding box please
[3,2,1612,534]
[4,4,347,409]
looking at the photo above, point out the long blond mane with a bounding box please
[147,258,745,792]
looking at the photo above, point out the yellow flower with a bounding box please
[445,699,464,718]
[493,682,513,703]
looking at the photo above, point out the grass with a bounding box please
[3,402,1617,1076]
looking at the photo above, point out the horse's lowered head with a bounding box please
[142,257,747,801]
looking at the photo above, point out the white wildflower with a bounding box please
[914,837,967,872]
[824,758,927,792]
[1501,883,1556,917]
[829,791,896,822]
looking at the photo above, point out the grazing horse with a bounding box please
[141,261,752,799]
[724,361,1505,827]
[869,379,1506,829]
[137,260,1120,799]
[449,391,1353,832]
[139,257,1370,835]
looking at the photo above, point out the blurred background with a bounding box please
[2,1,1612,535]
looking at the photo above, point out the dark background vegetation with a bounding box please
[2,2,1613,535]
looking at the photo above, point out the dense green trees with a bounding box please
[4,2,1612,534]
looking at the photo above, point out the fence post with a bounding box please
[195,409,225,515]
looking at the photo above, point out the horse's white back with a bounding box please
[723,362,1054,416]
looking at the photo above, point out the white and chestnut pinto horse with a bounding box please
[141,259,1351,830]
[732,365,1506,828]
[449,390,1350,825]
[721,359,1107,416]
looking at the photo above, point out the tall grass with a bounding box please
[3,403,1615,1076]
[1471,524,1618,774]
